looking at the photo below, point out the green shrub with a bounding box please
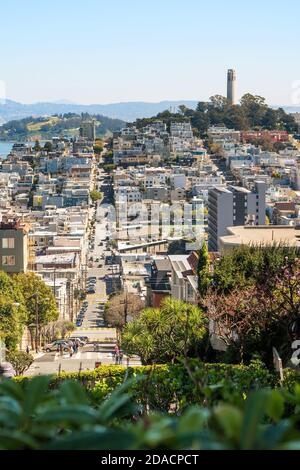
[15,360,275,412]
[2,375,300,449]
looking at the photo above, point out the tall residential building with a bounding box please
[0,216,30,273]
[208,182,266,252]
[227,69,237,105]
[79,120,96,141]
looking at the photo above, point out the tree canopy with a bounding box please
[132,94,297,137]
[0,272,27,350]
[121,298,207,364]
[14,273,59,329]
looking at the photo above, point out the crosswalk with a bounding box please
[54,352,110,361]
[53,351,140,364]
[77,327,113,331]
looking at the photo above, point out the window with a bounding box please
[2,255,16,266]
[2,238,15,249]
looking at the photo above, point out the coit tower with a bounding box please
[227,69,237,105]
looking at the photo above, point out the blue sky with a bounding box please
[1,0,300,105]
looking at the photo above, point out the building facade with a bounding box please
[208,181,266,252]
[0,216,29,273]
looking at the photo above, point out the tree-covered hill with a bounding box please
[132,94,298,137]
[0,113,125,140]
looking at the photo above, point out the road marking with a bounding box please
[53,352,108,361]
[77,327,113,330]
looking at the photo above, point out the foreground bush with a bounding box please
[1,375,300,449]
[15,360,275,411]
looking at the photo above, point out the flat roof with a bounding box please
[220,225,300,248]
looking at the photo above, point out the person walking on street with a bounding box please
[115,352,119,365]
[70,345,74,357]
[114,344,120,365]
[26,345,30,354]
[119,351,123,365]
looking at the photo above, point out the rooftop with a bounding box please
[220,225,300,249]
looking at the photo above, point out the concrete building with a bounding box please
[208,181,266,251]
[227,69,237,105]
[168,252,199,304]
[146,258,171,307]
[79,120,96,141]
[0,216,30,273]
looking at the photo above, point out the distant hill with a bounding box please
[0,99,199,124]
[0,113,125,140]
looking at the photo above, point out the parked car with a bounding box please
[44,341,70,353]
[75,336,88,343]
[76,320,82,327]
[69,337,85,346]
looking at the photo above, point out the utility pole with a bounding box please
[123,281,128,326]
[35,293,39,353]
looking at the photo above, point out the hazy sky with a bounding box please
[1,0,300,105]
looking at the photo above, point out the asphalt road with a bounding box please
[26,171,140,376]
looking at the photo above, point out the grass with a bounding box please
[27,116,61,132]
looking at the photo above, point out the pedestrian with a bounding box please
[70,345,74,357]
[119,351,123,365]
[114,344,120,365]
[26,345,30,354]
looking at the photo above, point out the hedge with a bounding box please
[16,360,276,411]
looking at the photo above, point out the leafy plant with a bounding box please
[121,298,207,364]
[6,351,34,376]
[1,375,300,449]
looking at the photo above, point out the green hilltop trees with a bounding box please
[131,94,297,137]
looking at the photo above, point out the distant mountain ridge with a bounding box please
[0,99,199,124]
[0,99,297,127]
